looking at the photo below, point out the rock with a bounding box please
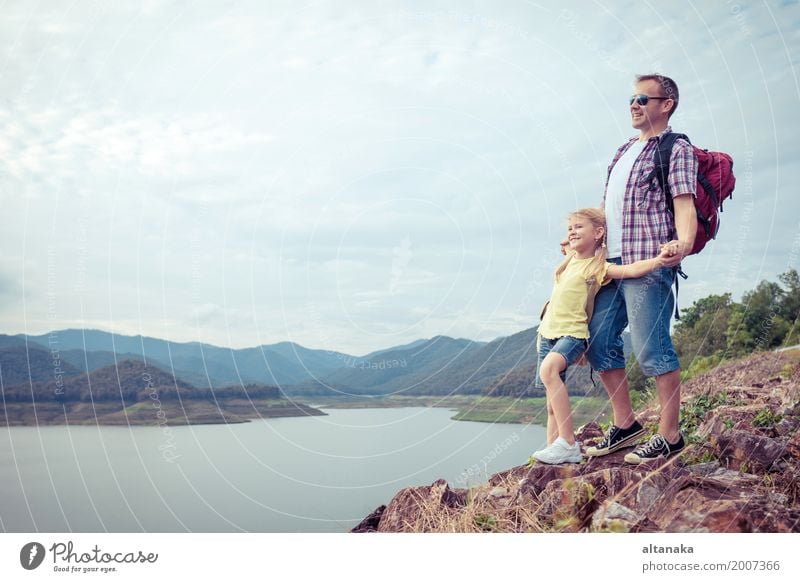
[488,487,508,498]
[712,430,788,472]
[614,458,686,515]
[696,416,728,439]
[702,465,760,487]
[575,421,604,442]
[685,461,721,476]
[376,479,466,533]
[638,473,800,532]
[590,501,641,532]
[696,404,764,438]
[350,505,385,533]
[515,463,580,498]
[528,455,660,529]
[775,416,800,437]
[488,464,531,488]
[766,492,789,505]
[786,431,800,458]
[719,385,761,402]
[642,474,750,532]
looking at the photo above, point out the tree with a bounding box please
[778,269,800,345]
[673,293,733,365]
[625,354,654,393]
[727,280,790,356]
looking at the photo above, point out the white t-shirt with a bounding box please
[605,139,647,259]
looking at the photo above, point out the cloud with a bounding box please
[1,0,798,354]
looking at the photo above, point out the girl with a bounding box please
[532,208,676,464]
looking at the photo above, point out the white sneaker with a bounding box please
[532,437,583,465]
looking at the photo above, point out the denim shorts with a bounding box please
[534,335,588,390]
[585,258,680,377]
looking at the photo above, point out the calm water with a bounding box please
[0,407,545,532]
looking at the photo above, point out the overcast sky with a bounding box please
[2,0,799,356]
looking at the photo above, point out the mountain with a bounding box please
[290,336,486,396]
[481,363,592,397]
[262,341,353,375]
[291,326,633,397]
[0,357,322,426]
[0,335,29,349]
[1,358,196,403]
[289,328,545,397]
[10,329,356,388]
[360,338,441,360]
[3,326,630,400]
[0,345,82,387]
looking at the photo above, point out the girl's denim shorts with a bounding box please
[534,334,587,389]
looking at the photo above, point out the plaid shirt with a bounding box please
[602,126,697,264]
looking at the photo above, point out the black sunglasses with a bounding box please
[629,94,672,106]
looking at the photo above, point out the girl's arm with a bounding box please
[606,246,674,280]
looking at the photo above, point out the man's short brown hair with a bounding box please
[636,73,679,118]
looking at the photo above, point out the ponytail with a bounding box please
[554,253,573,282]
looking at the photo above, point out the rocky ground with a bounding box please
[352,351,800,533]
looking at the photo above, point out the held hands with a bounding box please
[658,239,690,267]
[653,241,678,268]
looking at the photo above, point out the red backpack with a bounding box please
[651,132,736,255]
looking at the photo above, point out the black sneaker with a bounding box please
[584,421,646,457]
[623,433,685,464]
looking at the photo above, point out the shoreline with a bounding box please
[0,398,327,427]
[298,395,611,427]
[1,394,611,427]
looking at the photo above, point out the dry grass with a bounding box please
[397,473,548,533]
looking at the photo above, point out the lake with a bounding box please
[0,407,545,532]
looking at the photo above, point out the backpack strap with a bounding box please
[649,131,690,211]
[673,266,688,320]
[648,131,691,321]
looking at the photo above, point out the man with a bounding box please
[584,73,697,463]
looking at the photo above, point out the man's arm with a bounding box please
[661,137,698,267]
[661,194,697,267]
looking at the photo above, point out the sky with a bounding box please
[1,0,799,356]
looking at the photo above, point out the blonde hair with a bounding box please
[554,207,608,285]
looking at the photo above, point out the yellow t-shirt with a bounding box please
[538,257,611,340]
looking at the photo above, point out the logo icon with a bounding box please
[20,542,46,570]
